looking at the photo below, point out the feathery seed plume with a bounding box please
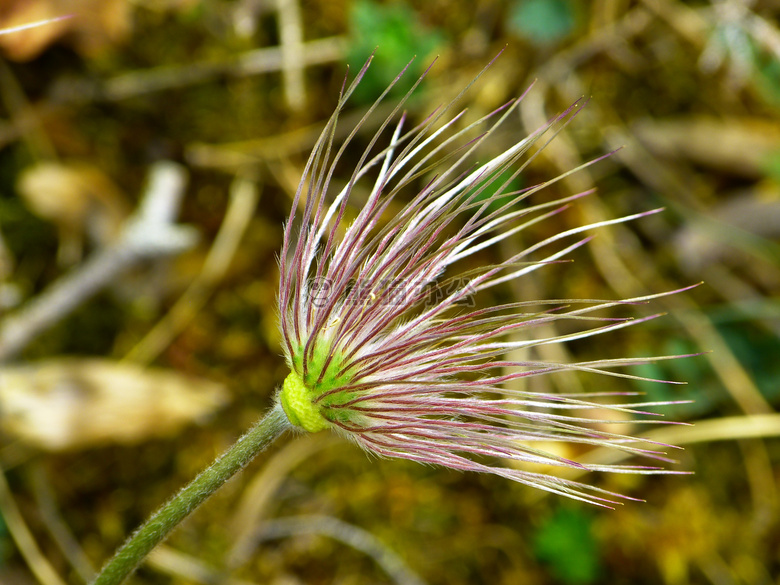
[276,55,689,506]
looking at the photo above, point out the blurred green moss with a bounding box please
[347,0,444,104]
[532,507,601,584]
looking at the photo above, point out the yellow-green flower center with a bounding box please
[279,372,330,432]
[279,342,359,432]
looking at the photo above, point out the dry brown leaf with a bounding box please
[0,1,70,61]
[17,161,130,265]
[0,358,229,450]
[0,0,131,61]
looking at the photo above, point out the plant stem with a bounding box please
[91,403,290,585]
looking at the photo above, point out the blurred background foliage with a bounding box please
[0,0,779,584]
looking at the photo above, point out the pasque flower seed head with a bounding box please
[276,54,689,506]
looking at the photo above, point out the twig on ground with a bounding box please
[56,37,346,103]
[0,467,68,585]
[147,546,257,585]
[227,433,341,567]
[124,174,259,364]
[0,161,196,363]
[275,0,306,111]
[252,515,428,585]
[30,464,96,584]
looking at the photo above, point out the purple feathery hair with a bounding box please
[276,54,690,507]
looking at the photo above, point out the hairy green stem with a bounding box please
[91,404,290,585]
